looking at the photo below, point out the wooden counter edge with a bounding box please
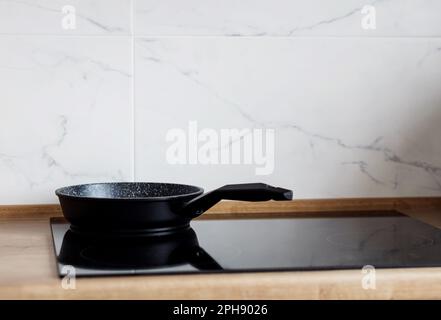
[1,268,441,300]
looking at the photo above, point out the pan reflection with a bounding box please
[58,227,223,271]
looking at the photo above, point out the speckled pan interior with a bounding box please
[56,183,203,199]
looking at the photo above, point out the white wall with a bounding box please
[1,0,441,204]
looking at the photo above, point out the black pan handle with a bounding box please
[182,183,292,218]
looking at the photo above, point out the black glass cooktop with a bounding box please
[50,211,441,277]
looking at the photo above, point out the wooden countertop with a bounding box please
[1,198,441,300]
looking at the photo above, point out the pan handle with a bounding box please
[182,183,292,218]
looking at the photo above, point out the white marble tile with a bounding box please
[135,37,441,198]
[0,0,131,35]
[135,0,441,36]
[0,36,132,204]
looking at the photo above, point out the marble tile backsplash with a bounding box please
[135,0,441,37]
[0,0,131,35]
[0,37,132,204]
[0,1,440,204]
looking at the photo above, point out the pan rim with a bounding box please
[55,182,204,201]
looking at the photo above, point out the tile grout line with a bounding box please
[130,0,136,182]
[0,35,441,40]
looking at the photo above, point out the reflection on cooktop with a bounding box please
[326,225,435,251]
[50,212,441,277]
[59,227,222,271]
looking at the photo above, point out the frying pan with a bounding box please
[55,182,292,234]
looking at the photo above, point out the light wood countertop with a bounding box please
[1,198,441,299]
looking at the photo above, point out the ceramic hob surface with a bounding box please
[50,212,441,277]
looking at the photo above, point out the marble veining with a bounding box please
[134,0,441,37]
[285,0,387,36]
[134,38,441,197]
[0,0,130,34]
[0,37,131,204]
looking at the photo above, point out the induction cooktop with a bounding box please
[50,211,441,277]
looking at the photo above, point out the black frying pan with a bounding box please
[55,182,292,234]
